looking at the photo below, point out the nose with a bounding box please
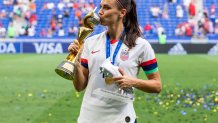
[98,8,103,17]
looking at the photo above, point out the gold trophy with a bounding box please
[55,8,100,80]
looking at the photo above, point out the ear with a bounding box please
[119,9,127,18]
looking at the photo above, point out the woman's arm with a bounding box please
[68,40,89,92]
[113,68,162,93]
[73,60,89,92]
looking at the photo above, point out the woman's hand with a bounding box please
[114,68,162,93]
[113,68,136,89]
[68,40,83,64]
[68,40,79,54]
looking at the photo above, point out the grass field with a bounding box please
[0,54,218,123]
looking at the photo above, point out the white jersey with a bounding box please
[78,31,158,123]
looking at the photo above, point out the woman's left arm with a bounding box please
[114,68,162,93]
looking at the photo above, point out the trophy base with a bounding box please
[55,61,75,80]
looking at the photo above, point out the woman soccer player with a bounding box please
[68,0,162,122]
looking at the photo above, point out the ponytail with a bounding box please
[116,0,142,49]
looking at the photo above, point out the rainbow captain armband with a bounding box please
[140,58,158,74]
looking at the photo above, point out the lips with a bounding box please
[99,18,103,23]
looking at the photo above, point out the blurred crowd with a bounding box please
[146,0,218,41]
[40,0,95,38]
[0,0,37,38]
[0,0,95,38]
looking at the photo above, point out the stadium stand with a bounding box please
[0,0,217,41]
[202,0,218,40]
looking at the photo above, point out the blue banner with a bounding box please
[0,42,21,54]
[1,40,217,54]
[0,40,71,54]
[23,42,70,54]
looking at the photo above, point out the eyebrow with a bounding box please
[100,4,111,8]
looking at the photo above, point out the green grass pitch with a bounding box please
[0,54,218,123]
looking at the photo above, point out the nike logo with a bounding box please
[91,50,100,54]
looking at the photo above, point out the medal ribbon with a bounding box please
[106,31,124,65]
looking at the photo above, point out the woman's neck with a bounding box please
[107,23,124,40]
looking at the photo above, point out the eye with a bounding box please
[103,6,110,10]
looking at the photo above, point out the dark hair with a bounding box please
[116,0,142,49]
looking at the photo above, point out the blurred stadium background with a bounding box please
[0,0,218,123]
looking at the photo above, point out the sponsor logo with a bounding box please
[33,43,63,54]
[208,43,218,55]
[168,43,187,55]
[0,42,16,53]
[91,50,100,54]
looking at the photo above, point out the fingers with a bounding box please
[116,81,128,89]
[118,68,125,76]
[114,78,126,88]
[119,83,128,89]
[68,40,79,54]
[113,77,132,89]
[113,76,123,81]
[74,40,79,45]
[114,79,122,85]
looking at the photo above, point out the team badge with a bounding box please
[120,48,129,61]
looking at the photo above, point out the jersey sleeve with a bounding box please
[139,42,158,75]
[80,40,89,69]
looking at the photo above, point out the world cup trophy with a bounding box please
[55,8,100,80]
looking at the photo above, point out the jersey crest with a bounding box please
[120,48,129,61]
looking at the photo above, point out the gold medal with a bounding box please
[105,77,114,85]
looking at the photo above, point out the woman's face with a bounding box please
[98,0,122,26]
